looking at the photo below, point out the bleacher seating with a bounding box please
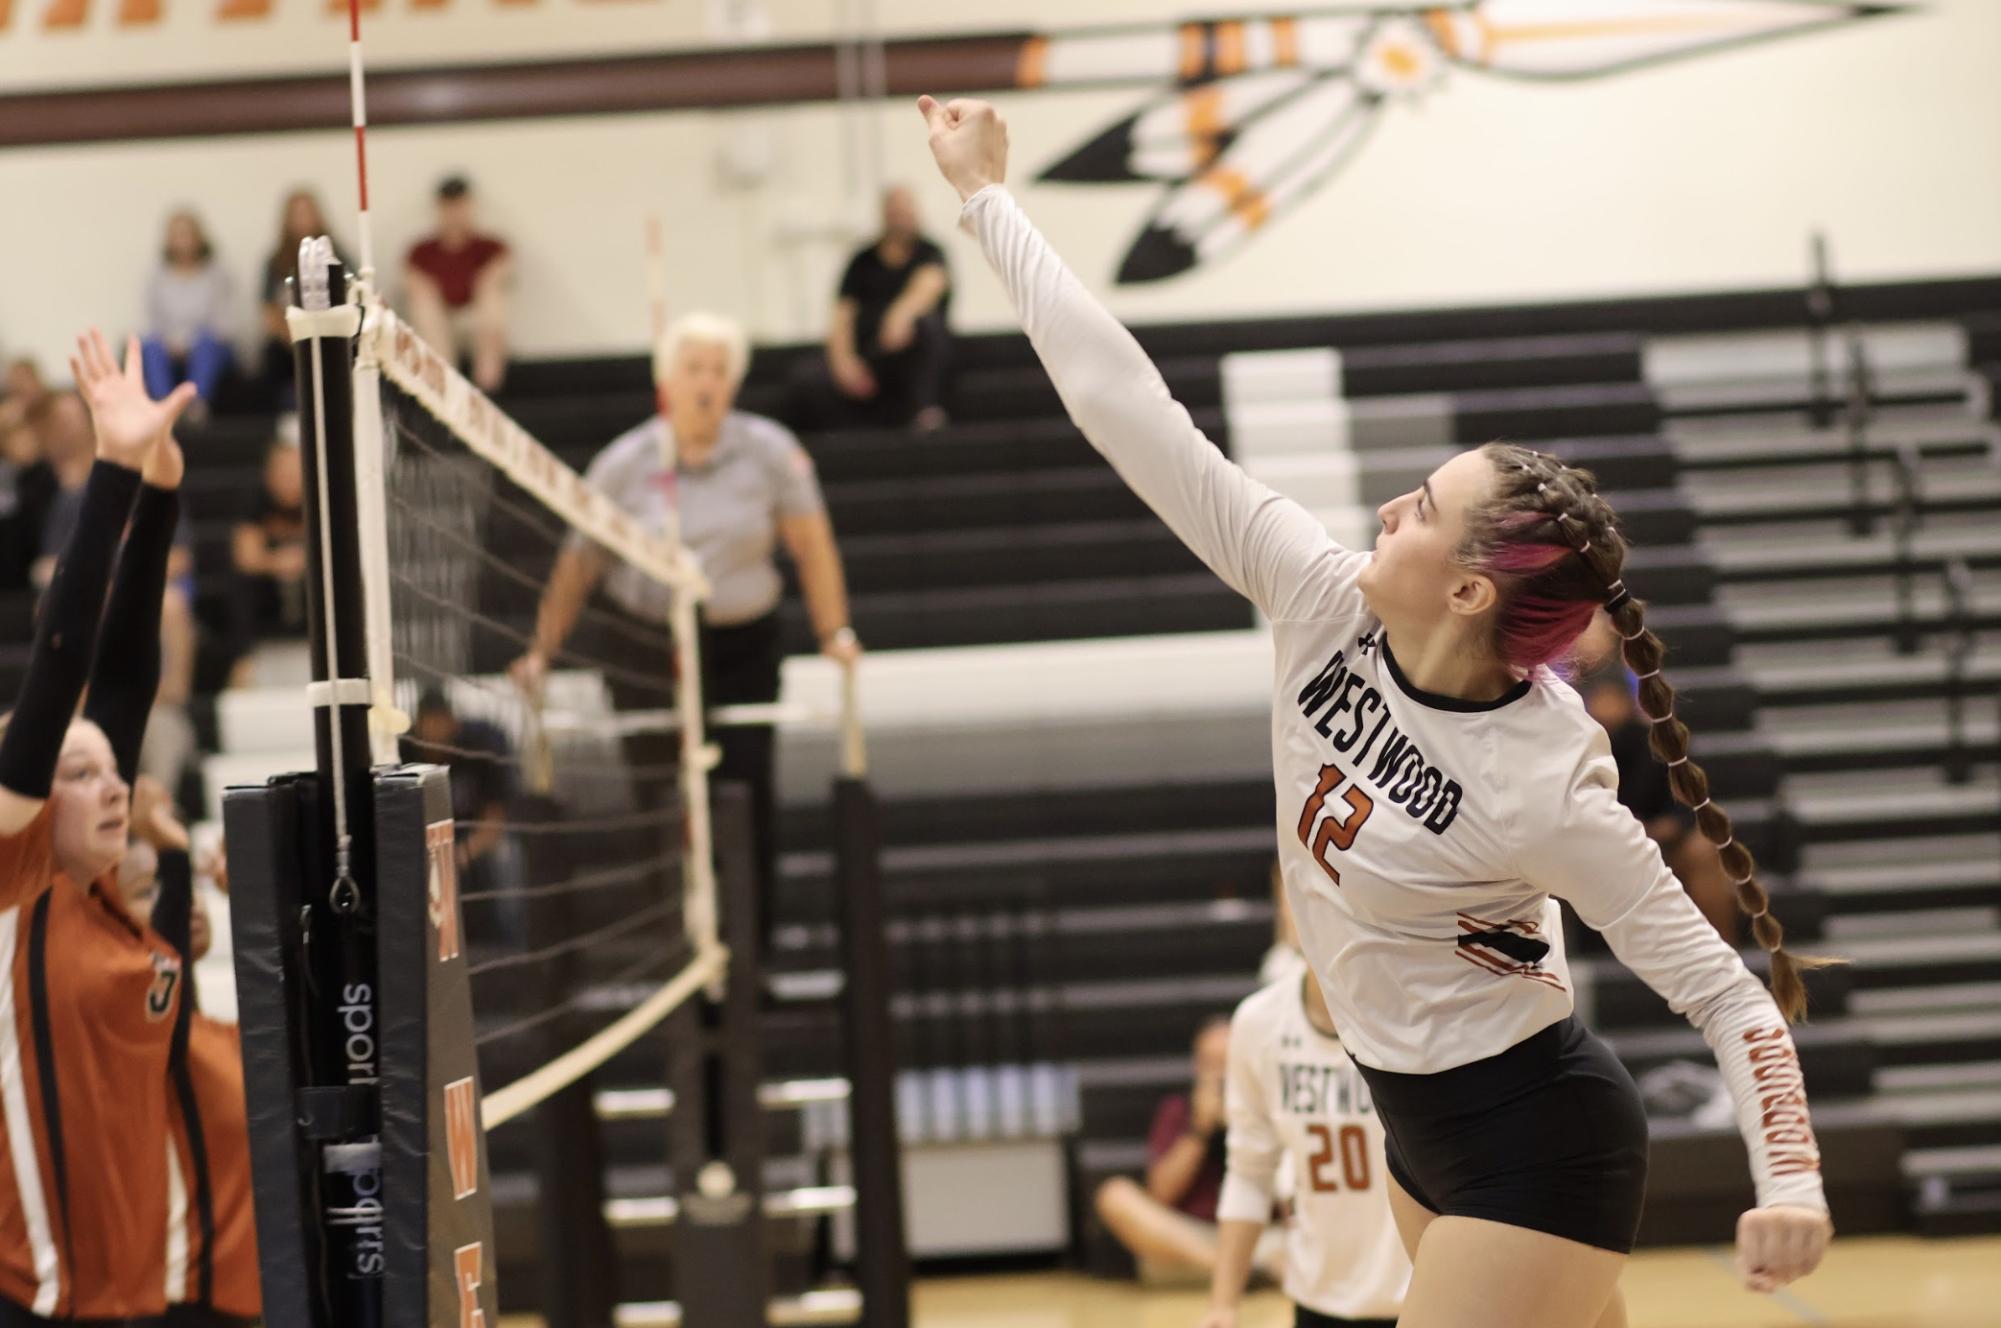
[10,271,1997,1310]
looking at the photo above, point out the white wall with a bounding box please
[1,1,1997,376]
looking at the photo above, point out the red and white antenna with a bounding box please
[347,0,377,293]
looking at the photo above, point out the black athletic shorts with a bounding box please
[1354,1014,1649,1254]
[1296,1307,1396,1328]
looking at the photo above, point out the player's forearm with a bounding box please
[0,460,142,803]
[1207,1219,1264,1309]
[84,482,180,785]
[534,545,602,657]
[1145,1133,1210,1206]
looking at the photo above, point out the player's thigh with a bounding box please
[1387,1172,1438,1263]
[1399,1214,1625,1328]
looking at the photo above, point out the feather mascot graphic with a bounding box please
[1020,1,1903,282]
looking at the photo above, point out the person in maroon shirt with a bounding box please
[404,175,513,393]
[1095,1017,1282,1282]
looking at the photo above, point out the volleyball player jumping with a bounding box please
[917,98,1832,1327]
[0,333,200,1324]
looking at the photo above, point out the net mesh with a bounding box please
[361,307,721,1127]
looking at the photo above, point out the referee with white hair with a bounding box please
[513,311,860,951]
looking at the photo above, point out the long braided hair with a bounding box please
[1459,442,1830,1020]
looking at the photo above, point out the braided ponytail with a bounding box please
[1468,443,1835,1021]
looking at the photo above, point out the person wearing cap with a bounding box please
[404,175,513,393]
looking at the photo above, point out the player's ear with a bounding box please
[1445,569,1496,619]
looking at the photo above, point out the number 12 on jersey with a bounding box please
[1296,763,1374,886]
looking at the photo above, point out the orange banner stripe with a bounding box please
[216,0,269,19]
[119,0,161,22]
[1201,166,1270,230]
[42,0,87,29]
[1178,22,1204,81]
[1015,34,1049,89]
[1271,16,1300,68]
[1214,19,1246,76]
[1183,84,1224,166]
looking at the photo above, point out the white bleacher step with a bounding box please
[1804,852,2001,900]
[1643,323,1970,392]
[1781,768,2001,828]
[1827,930,2001,970]
[1684,464,2001,519]
[604,1184,855,1230]
[1878,1060,2001,1096]
[614,1287,862,1328]
[1904,1144,2001,1181]
[1669,410,1994,460]
[1852,983,2001,1019]
[1854,1009,2001,1051]
[1706,527,2001,577]
[1765,707,2000,760]
[595,1078,849,1121]
[1718,575,2001,631]
[1824,907,2001,941]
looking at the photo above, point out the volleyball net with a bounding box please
[361,301,727,1128]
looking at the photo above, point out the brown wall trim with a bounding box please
[0,32,1036,150]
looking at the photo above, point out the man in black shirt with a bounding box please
[823,185,952,430]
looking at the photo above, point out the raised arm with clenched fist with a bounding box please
[916,95,1010,203]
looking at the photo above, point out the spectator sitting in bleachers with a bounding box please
[1094,1017,1283,1284]
[1575,614,1739,945]
[404,175,513,394]
[142,209,236,420]
[223,435,308,687]
[25,393,95,594]
[259,189,346,409]
[0,360,55,590]
[800,185,952,433]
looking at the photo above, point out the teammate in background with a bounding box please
[512,312,861,951]
[401,689,521,946]
[0,331,198,1324]
[115,784,262,1327]
[1204,969,1409,1328]
[405,176,513,394]
[1094,1019,1284,1283]
[919,98,1831,1327]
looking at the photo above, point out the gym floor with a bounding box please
[497,1233,2001,1326]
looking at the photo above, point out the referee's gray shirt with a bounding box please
[571,411,826,626]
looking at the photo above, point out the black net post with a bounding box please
[832,776,911,1328]
[668,782,769,1328]
[290,240,391,1328]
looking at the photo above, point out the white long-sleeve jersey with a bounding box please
[961,184,1826,1212]
[1220,977,1409,1320]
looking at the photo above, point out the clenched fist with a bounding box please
[916,95,1009,203]
[1735,1205,1831,1293]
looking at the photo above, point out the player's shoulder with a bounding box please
[1231,975,1297,1033]
[1505,670,1618,829]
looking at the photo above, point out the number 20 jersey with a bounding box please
[1219,976,1408,1321]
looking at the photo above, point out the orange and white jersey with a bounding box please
[0,806,183,1319]
[166,1014,261,1319]
[1219,976,1407,1320]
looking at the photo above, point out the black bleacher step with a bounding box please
[1603,1021,1876,1100]
[1340,332,1645,398]
[1636,1115,1906,1244]
[802,572,1253,654]
[1452,381,1660,444]
[776,825,1285,919]
[1842,934,2001,995]
[1587,955,1852,1031]
[1784,774,2001,846]
[831,520,1207,593]
[1545,434,1681,490]
[1661,378,1974,424]
[770,903,1273,988]
[1865,1010,2001,1070]
[1629,602,1739,669]
[802,415,1144,484]
[819,466,1156,535]
[784,776,1274,852]
[1747,649,2001,709]
[1691,485,2001,531]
